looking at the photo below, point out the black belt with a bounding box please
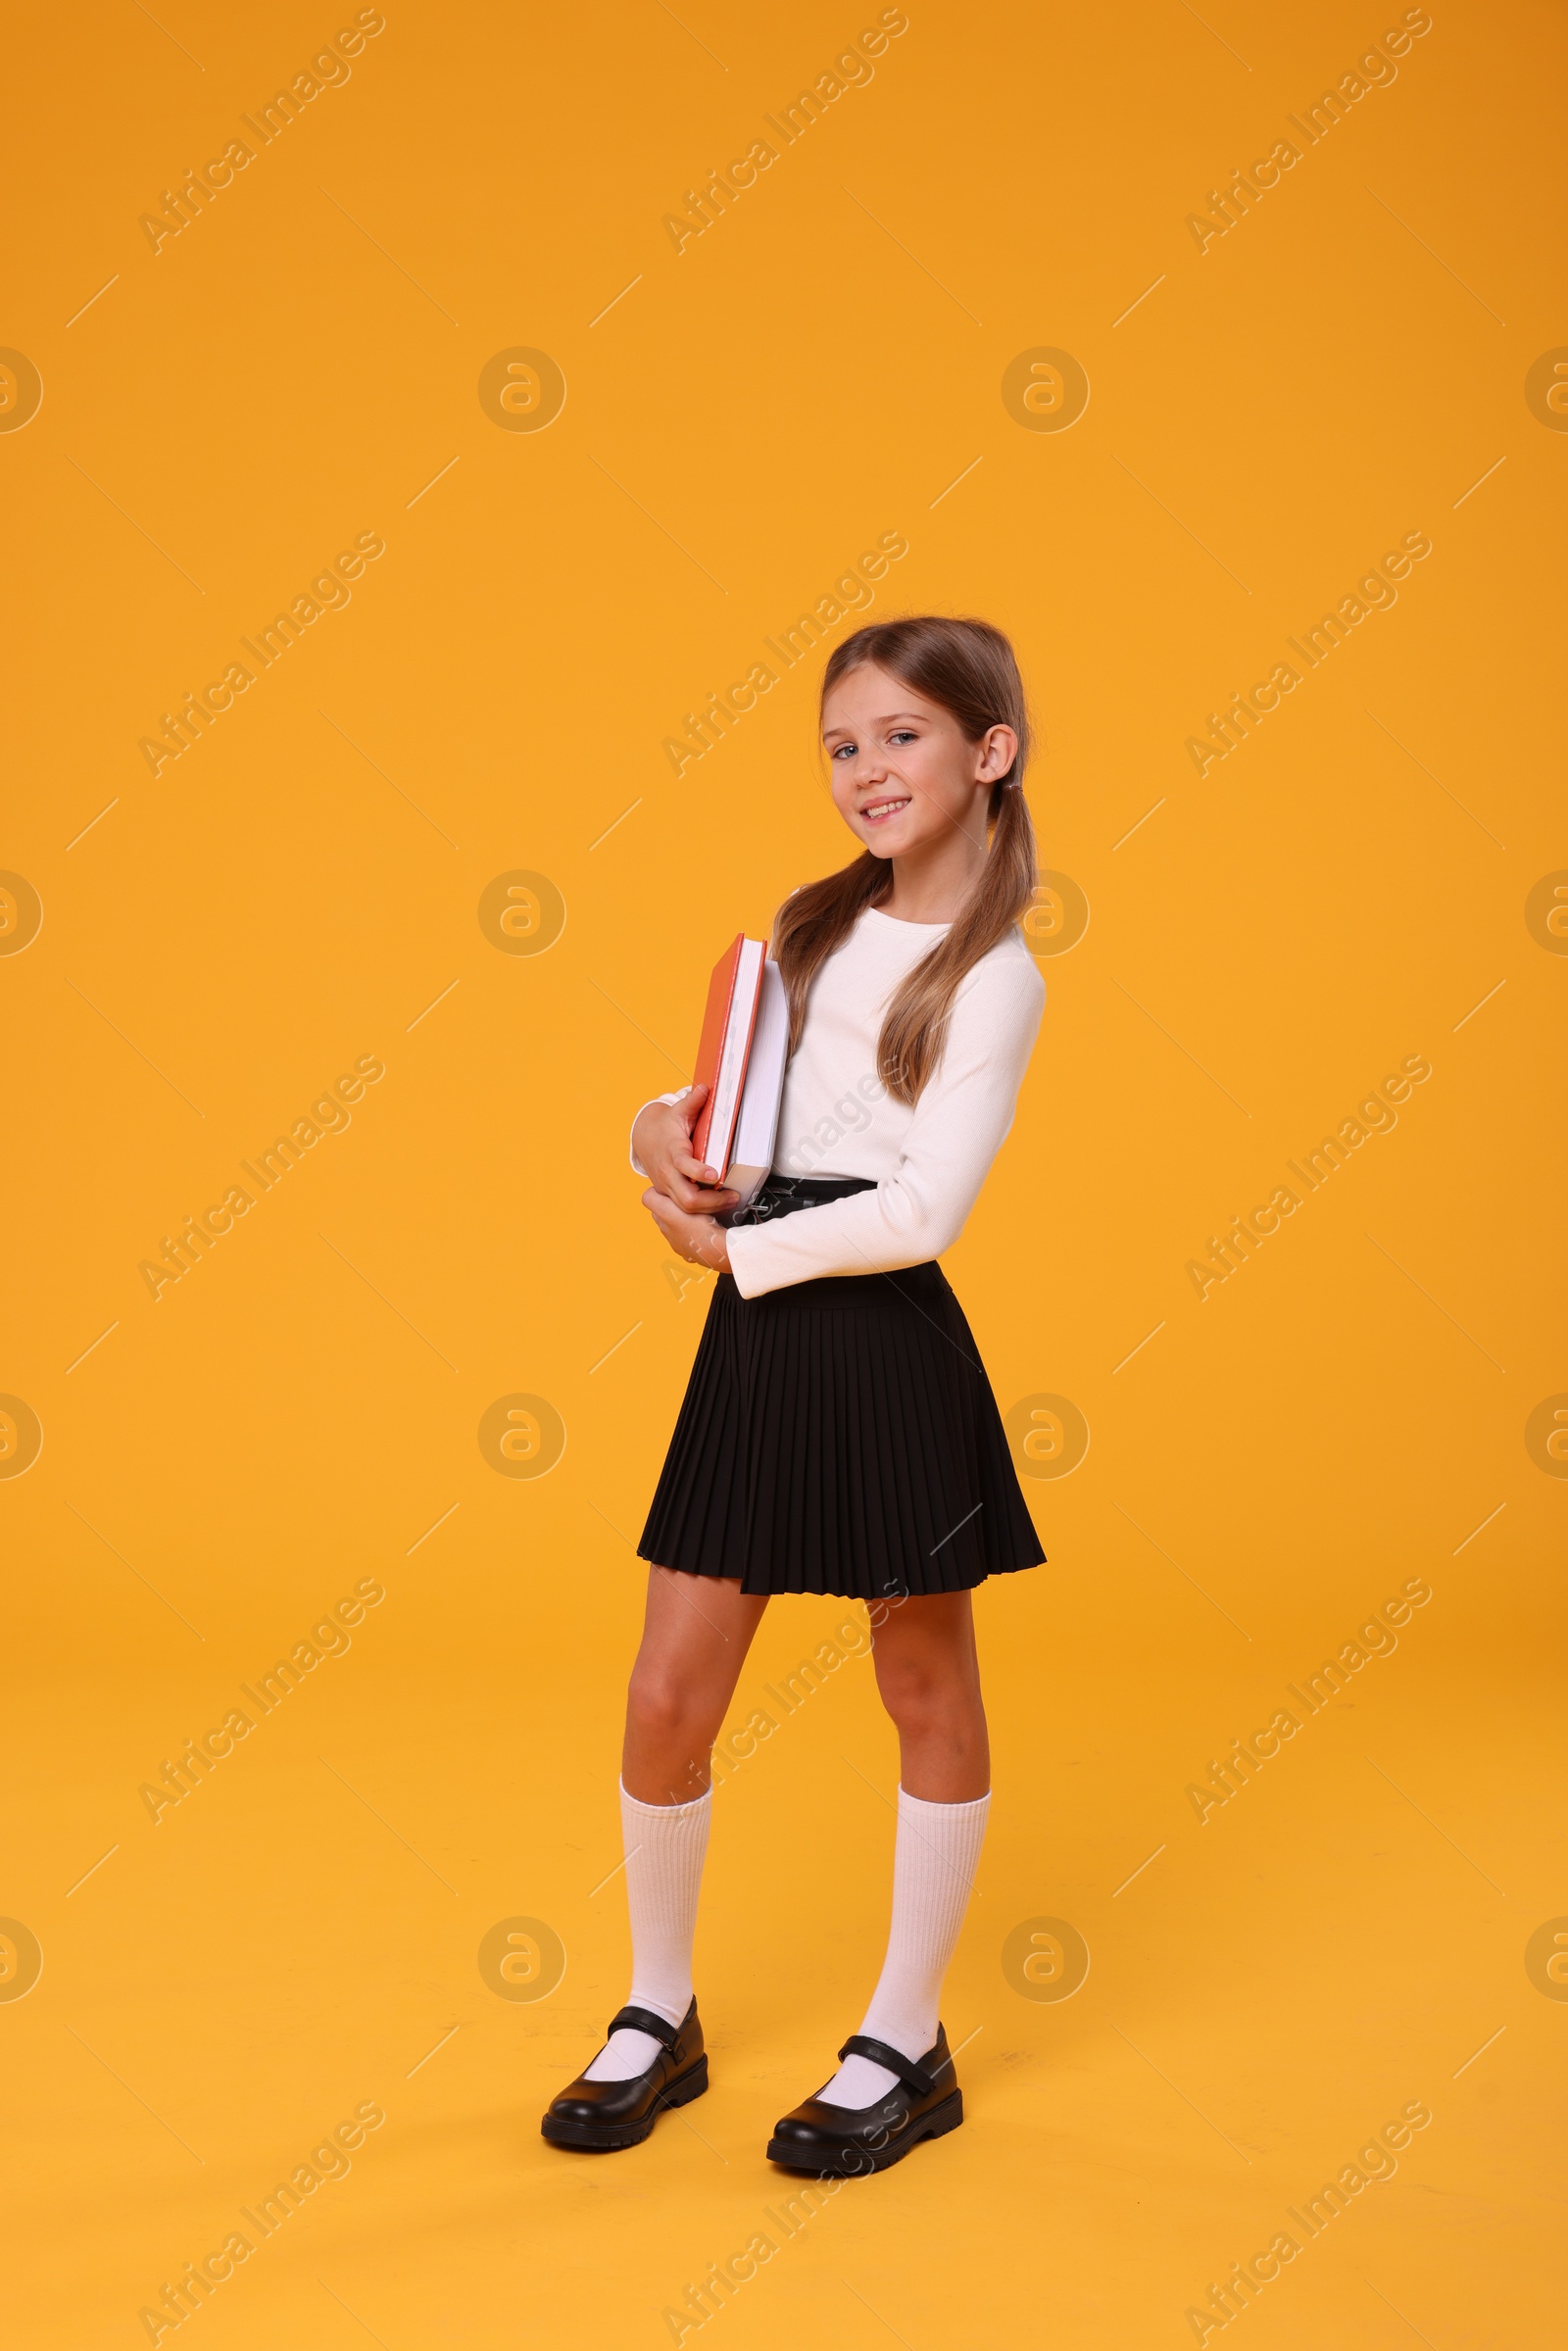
[726,1173,878,1228]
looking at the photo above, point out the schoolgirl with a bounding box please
[543,616,1048,2175]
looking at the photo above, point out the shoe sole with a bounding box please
[765,2087,963,2176]
[541,2054,709,2151]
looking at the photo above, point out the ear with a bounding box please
[974,724,1017,782]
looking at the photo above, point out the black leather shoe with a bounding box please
[766,2025,962,2176]
[541,1999,708,2150]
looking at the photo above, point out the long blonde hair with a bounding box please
[771,615,1039,1106]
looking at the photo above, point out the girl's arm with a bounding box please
[724,953,1046,1299]
[629,1090,689,1177]
[630,1085,741,1215]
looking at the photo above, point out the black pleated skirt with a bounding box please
[637,1177,1046,1600]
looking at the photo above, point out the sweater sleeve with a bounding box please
[724,954,1045,1299]
[629,1088,692,1177]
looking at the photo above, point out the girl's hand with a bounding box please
[632,1083,741,1215]
[642,1187,732,1275]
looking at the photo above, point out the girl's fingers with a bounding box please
[671,1149,737,1198]
[672,1182,739,1214]
[644,1181,737,1233]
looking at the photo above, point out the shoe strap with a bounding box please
[837,2033,936,2099]
[608,2003,682,2050]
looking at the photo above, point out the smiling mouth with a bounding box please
[859,795,911,824]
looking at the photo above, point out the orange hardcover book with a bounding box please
[690,934,767,1178]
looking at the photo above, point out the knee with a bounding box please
[626,1661,709,1750]
[874,1656,949,1738]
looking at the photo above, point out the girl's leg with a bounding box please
[621,1564,769,1803]
[817,1591,992,2105]
[870,1588,990,1800]
[585,1566,767,2082]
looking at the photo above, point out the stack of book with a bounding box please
[688,933,790,1222]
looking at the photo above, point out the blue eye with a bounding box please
[889,730,917,745]
[831,743,856,759]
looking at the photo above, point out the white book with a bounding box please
[716,958,788,1220]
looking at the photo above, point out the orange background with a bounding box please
[4,0,1565,2342]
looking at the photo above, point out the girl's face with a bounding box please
[821,661,1015,860]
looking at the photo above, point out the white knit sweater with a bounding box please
[630,907,1046,1299]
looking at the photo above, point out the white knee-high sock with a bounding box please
[817,1786,990,2108]
[583,1780,711,2082]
